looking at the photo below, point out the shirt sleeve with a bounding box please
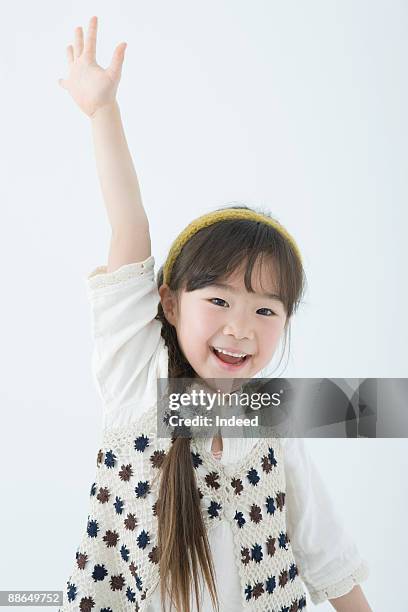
[282,436,370,604]
[85,254,167,426]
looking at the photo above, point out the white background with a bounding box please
[1,1,407,610]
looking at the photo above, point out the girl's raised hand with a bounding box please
[58,16,127,118]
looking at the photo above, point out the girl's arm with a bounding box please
[283,437,372,609]
[91,101,151,272]
[59,15,150,273]
[329,584,372,611]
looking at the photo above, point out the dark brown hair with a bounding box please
[153,204,307,611]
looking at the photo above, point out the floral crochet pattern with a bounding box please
[59,403,308,611]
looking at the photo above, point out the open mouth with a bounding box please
[210,346,250,368]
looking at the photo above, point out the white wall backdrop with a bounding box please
[1,1,407,610]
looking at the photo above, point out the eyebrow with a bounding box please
[208,281,283,302]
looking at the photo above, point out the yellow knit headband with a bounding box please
[163,209,302,285]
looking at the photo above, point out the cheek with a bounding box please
[259,321,284,352]
[183,304,216,332]
[197,308,218,329]
[178,304,214,347]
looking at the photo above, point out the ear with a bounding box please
[158,283,179,326]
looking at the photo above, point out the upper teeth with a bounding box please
[213,347,248,358]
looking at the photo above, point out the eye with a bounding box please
[257,308,276,317]
[209,299,275,316]
[209,298,228,307]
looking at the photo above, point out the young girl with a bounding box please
[58,16,372,612]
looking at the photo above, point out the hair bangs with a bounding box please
[168,217,302,318]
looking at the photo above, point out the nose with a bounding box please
[223,314,254,341]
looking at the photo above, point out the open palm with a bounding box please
[58,16,127,117]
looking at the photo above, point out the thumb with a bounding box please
[109,42,127,78]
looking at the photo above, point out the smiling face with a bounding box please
[159,256,288,384]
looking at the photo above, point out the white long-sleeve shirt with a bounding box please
[84,253,369,609]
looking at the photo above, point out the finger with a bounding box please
[66,45,74,64]
[84,15,98,61]
[74,26,84,58]
[109,42,127,78]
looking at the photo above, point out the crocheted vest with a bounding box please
[59,402,308,612]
